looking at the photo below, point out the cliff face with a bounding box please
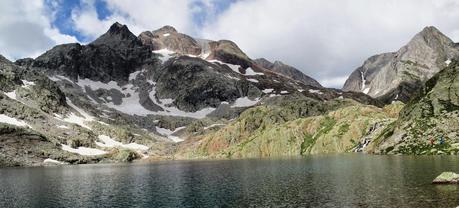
[343,26,459,103]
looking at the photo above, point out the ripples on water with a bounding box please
[1,154,459,207]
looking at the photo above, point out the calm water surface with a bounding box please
[1,154,459,208]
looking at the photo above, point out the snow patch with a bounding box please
[209,60,242,74]
[62,99,94,129]
[262,88,274,93]
[153,48,175,63]
[4,91,17,100]
[0,114,31,128]
[225,75,240,80]
[245,67,264,76]
[156,126,185,142]
[129,71,142,81]
[308,89,324,95]
[77,78,121,91]
[61,144,107,156]
[159,98,174,105]
[280,91,289,94]
[360,70,371,94]
[77,78,155,116]
[231,97,260,108]
[95,135,149,151]
[445,59,452,66]
[48,75,73,83]
[247,78,259,83]
[363,88,370,94]
[44,158,67,165]
[163,33,170,37]
[203,123,225,130]
[200,52,211,59]
[77,77,215,119]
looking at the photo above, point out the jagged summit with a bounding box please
[139,25,201,55]
[406,26,455,51]
[91,22,141,48]
[154,25,178,34]
[417,26,448,39]
[343,25,459,103]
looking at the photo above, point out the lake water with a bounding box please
[1,154,459,208]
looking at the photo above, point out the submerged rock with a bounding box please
[432,172,459,184]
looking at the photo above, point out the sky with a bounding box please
[1,0,459,88]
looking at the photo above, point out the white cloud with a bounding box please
[0,0,77,60]
[200,0,459,88]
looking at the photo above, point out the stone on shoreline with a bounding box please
[432,172,459,184]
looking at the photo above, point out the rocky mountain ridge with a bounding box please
[0,22,379,167]
[4,22,456,167]
[343,26,459,103]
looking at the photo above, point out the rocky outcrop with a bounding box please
[343,26,459,103]
[139,25,202,55]
[207,40,253,68]
[255,58,322,88]
[154,56,260,112]
[374,60,459,155]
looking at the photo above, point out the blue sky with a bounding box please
[45,0,113,41]
[44,0,236,42]
[1,0,459,88]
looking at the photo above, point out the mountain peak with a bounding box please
[419,26,442,36]
[91,22,141,48]
[107,22,130,34]
[154,25,177,34]
[408,25,454,47]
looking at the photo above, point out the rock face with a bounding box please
[255,58,322,87]
[28,22,156,83]
[343,26,459,103]
[139,25,202,55]
[373,60,459,155]
[432,172,459,184]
